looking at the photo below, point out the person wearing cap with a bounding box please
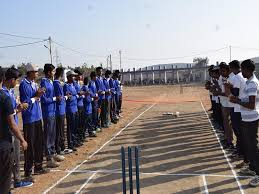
[1,67,33,189]
[89,71,99,133]
[103,70,112,127]
[95,67,106,131]
[64,70,79,151]
[19,63,49,182]
[53,67,73,155]
[82,76,97,137]
[0,67,28,194]
[74,69,85,144]
[41,64,64,168]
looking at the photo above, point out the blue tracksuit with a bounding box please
[63,82,78,148]
[53,80,66,116]
[74,81,84,107]
[103,78,112,100]
[81,85,93,115]
[40,78,56,118]
[89,80,98,127]
[1,86,18,124]
[95,76,105,102]
[19,78,42,124]
[63,83,78,114]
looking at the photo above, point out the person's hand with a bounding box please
[229,96,239,103]
[17,103,29,112]
[57,96,63,101]
[21,140,28,151]
[36,88,45,98]
[67,93,72,99]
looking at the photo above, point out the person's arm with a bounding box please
[40,80,56,104]
[7,115,27,150]
[4,96,27,150]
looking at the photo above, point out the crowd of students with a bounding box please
[0,63,123,194]
[205,59,259,187]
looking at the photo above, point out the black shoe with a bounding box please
[69,146,77,151]
[34,167,50,175]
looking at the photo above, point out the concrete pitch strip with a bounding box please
[42,98,258,193]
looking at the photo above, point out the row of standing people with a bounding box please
[0,63,123,194]
[205,59,259,187]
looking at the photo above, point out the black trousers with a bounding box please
[0,146,12,194]
[230,109,243,154]
[215,103,223,129]
[66,112,77,148]
[110,95,117,121]
[241,120,258,171]
[85,113,94,133]
[55,115,65,154]
[118,94,122,112]
[76,106,84,138]
[23,120,44,176]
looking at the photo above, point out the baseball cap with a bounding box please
[66,70,78,77]
[26,63,39,72]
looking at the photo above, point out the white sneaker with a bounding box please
[53,154,65,162]
[63,148,73,154]
[47,159,60,168]
[249,175,259,187]
[239,167,256,176]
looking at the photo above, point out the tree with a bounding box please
[193,57,209,67]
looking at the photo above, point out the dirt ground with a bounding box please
[12,85,257,194]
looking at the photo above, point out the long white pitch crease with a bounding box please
[42,103,156,194]
[200,101,245,194]
[50,169,252,179]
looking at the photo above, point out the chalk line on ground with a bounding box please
[74,171,99,194]
[200,101,245,194]
[201,175,209,194]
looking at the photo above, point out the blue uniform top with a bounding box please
[109,78,116,96]
[40,78,56,118]
[103,78,112,100]
[63,82,78,113]
[53,80,66,116]
[95,76,105,100]
[74,81,84,107]
[89,80,98,107]
[81,85,93,114]
[114,79,122,96]
[1,86,18,124]
[19,78,42,124]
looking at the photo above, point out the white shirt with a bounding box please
[226,73,235,108]
[218,76,229,107]
[240,74,259,122]
[230,72,247,112]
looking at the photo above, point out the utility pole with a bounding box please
[48,36,53,64]
[119,50,122,71]
[229,45,232,62]
[106,55,110,69]
[110,54,112,72]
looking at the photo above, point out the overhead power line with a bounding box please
[0,39,47,49]
[0,32,45,40]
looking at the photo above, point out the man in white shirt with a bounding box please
[226,60,247,161]
[230,59,259,187]
[218,62,234,149]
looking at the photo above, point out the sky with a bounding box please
[1,0,259,69]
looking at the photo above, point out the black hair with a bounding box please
[5,67,22,80]
[55,67,64,78]
[0,66,4,83]
[96,66,103,71]
[105,70,112,76]
[112,73,119,78]
[208,65,214,72]
[74,69,83,76]
[219,62,229,70]
[83,77,89,85]
[241,59,255,72]
[44,63,55,74]
[229,60,240,69]
[90,71,96,79]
